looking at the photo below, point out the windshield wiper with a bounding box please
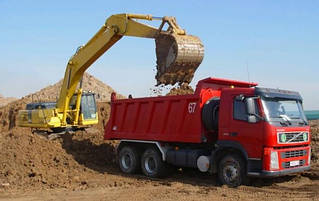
[279,120,289,126]
[298,121,305,125]
[279,114,292,125]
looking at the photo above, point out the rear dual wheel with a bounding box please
[118,146,170,178]
[118,146,140,174]
[141,148,168,178]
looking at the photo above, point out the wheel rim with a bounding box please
[145,157,156,174]
[121,153,132,170]
[223,164,239,184]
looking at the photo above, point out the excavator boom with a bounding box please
[17,13,204,130]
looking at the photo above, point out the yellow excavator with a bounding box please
[17,13,204,132]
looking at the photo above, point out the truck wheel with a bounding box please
[141,148,167,178]
[118,146,140,174]
[202,97,220,131]
[218,154,246,187]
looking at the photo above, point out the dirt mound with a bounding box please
[0,127,118,191]
[18,73,121,103]
[0,94,17,108]
[96,102,111,131]
[0,73,122,191]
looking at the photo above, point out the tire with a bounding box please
[141,148,168,178]
[202,97,220,131]
[118,146,140,174]
[218,154,246,187]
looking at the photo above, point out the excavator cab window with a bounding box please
[81,93,97,120]
[26,102,56,110]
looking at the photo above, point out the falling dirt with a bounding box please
[166,83,194,96]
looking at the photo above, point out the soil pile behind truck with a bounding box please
[310,120,319,163]
[0,94,17,108]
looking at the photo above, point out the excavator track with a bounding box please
[155,33,204,85]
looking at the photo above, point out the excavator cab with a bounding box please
[17,92,98,132]
[80,93,97,120]
[68,92,98,125]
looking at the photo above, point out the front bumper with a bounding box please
[248,165,310,177]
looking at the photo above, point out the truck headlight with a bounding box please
[270,151,279,170]
[279,133,287,143]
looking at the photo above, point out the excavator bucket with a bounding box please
[155,33,204,85]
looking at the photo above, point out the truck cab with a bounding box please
[218,86,310,177]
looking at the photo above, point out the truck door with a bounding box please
[231,95,263,158]
[219,90,264,159]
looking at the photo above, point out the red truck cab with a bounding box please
[105,77,311,186]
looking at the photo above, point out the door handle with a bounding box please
[230,132,238,137]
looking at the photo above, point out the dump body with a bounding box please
[105,94,202,143]
[104,77,256,142]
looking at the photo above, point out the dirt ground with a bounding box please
[0,121,318,201]
[0,75,318,201]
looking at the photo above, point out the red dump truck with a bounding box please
[104,77,311,186]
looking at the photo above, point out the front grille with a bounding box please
[280,150,307,158]
[278,132,308,143]
[282,160,305,169]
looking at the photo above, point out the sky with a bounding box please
[0,0,318,110]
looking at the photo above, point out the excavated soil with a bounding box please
[0,75,319,200]
[0,94,17,108]
[155,33,204,86]
[166,83,194,96]
[310,120,319,162]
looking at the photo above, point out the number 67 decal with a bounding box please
[188,102,197,114]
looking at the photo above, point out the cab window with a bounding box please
[233,98,260,121]
[233,100,248,121]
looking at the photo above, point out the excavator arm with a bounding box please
[57,13,204,126]
[57,14,162,113]
[18,13,204,130]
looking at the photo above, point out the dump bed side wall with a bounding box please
[104,95,204,143]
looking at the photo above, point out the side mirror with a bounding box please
[235,94,245,101]
[245,97,256,115]
[245,97,261,123]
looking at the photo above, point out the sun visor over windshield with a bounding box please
[255,87,302,101]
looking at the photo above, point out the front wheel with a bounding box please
[218,154,246,187]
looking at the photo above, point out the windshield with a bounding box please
[261,97,308,126]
